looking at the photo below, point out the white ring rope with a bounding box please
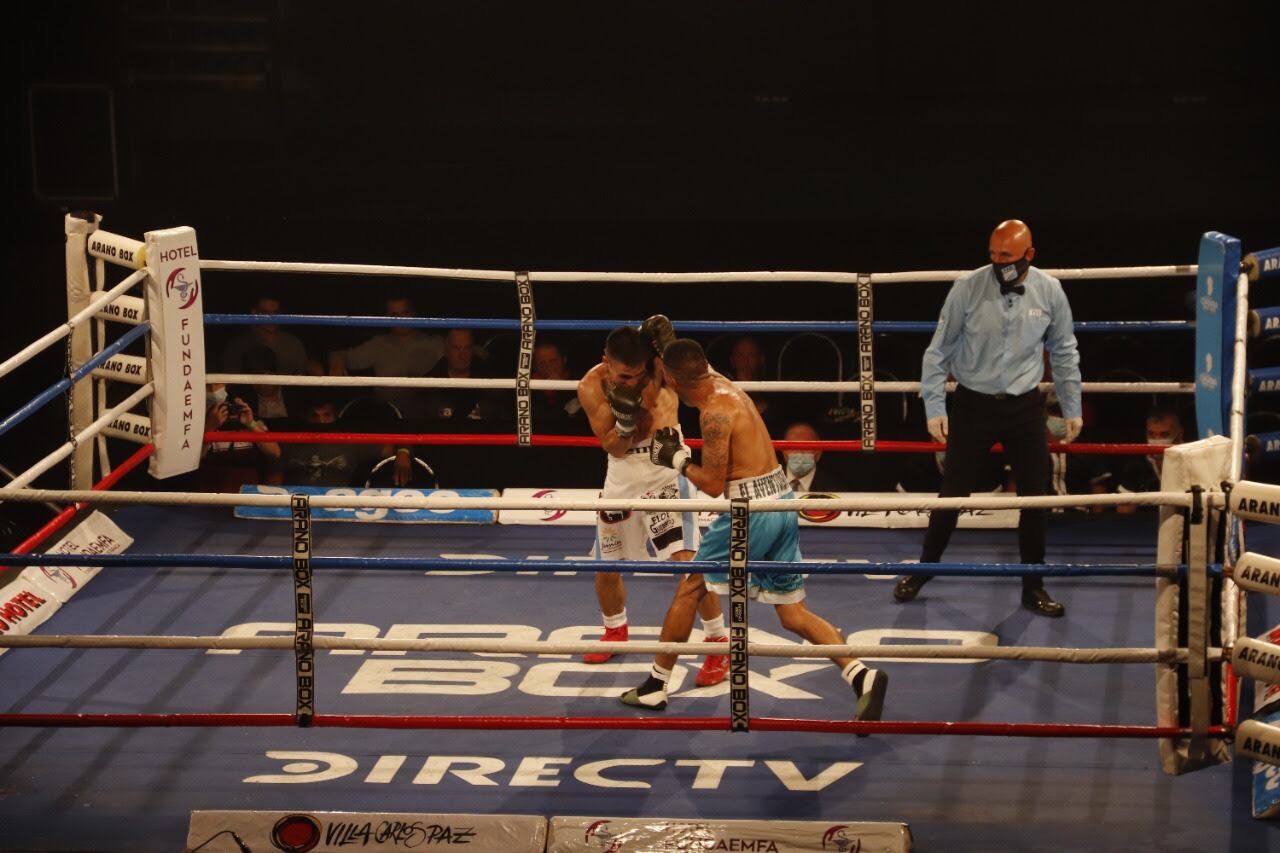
[1230,272,1251,483]
[1223,272,1252,657]
[0,269,147,381]
[209,373,1193,395]
[5,384,154,491]
[200,260,1195,285]
[0,633,1224,664]
[0,487,1200,512]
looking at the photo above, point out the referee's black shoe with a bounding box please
[1021,584,1065,618]
[892,574,932,602]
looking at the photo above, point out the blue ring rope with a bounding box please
[205,314,1189,335]
[0,322,151,439]
[0,552,1213,577]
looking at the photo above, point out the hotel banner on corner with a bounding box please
[144,226,206,478]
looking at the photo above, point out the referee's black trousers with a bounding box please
[920,385,1049,589]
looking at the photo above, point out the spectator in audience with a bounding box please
[726,335,783,428]
[329,296,443,420]
[1108,403,1186,513]
[221,294,313,376]
[780,421,849,493]
[423,328,504,423]
[240,345,290,421]
[531,339,586,431]
[280,394,374,487]
[198,382,280,492]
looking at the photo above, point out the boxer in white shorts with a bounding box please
[577,319,728,687]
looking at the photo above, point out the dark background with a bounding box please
[3,1,1279,505]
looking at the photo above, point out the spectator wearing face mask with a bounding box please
[1108,403,1186,514]
[780,422,851,493]
[198,382,280,492]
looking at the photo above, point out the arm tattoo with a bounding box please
[699,411,731,483]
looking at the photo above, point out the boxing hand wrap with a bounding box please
[607,382,643,437]
[651,426,691,474]
[640,314,677,358]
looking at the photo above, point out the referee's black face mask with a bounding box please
[994,252,1030,287]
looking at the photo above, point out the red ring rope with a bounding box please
[10,444,155,555]
[0,712,1228,737]
[206,431,1167,455]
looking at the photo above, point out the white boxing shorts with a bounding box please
[593,433,701,562]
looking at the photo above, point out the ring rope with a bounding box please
[206,372,1194,395]
[63,324,77,488]
[0,552,1204,578]
[0,633,1225,664]
[7,384,154,490]
[10,444,154,554]
[0,269,146,381]
[1230,272,1251,483]
[205,313,1193,335]
[200,259,1196,284]
[0,323,151,439]
[0,712,1228,739]
[0,488,1203,512]
[203,429,1173,455]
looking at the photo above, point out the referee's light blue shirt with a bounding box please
[920,265,1082,421]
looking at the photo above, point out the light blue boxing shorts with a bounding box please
[701,466,805,604]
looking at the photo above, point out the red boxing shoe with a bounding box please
[695,635,730,686]
[583,624,628,663]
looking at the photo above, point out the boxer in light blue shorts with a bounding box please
[701,476,805,604]
[619,336,887,723]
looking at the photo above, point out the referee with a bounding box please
[894,220,1083,617]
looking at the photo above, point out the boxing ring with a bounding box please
[1,215,1279,851]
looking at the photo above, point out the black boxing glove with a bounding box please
[650,426,691,473]
[607,382,643,437]
[640,314,677,358]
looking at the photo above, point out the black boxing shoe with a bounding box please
[853,668,889,734]
[1021,585,1065,618]
[620,676,669,711]
[893,574,932,603]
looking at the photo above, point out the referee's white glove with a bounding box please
[1064,417,1084,443]
[927,416,949,444]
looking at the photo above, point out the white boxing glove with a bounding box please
[1064,417,1084,443]
[927,415,949,444]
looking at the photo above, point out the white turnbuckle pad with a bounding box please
[1233,637,1280,684]
[1237,719,1280,767]
[1230,479,1280,524]
[1233,552,1280,596]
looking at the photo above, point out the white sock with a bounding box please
[842,661,869,692]
[629,664,672,707]
[700,615,727,640]
[602,609,628,629]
